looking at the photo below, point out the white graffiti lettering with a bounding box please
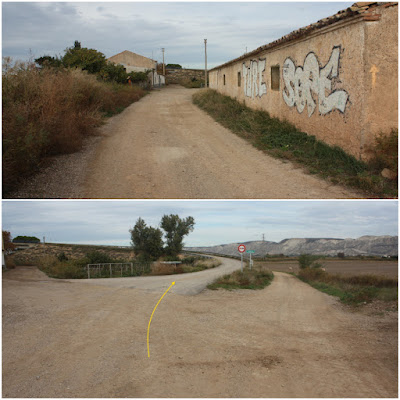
[242,59,267,98]
[282,47,348,116]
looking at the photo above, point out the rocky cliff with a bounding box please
[185,236,398,257]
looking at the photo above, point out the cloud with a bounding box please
[3,2,354,67]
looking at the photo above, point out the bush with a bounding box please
[85,251,113,264]
[298,254,321,269]
[2,60,146,194]
[368,129,398,176]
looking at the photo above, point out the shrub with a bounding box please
[85,251,113,264]
[2,60,146,194]
[368,129,398,176]
[298,254,321,269]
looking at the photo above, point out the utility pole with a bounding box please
[161,47,165,76]
[262,233,265,242]
[204,39,208,88]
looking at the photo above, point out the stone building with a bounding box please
[209,2,398,159]
[108,50,165,87]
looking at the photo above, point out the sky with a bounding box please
[2,1,354,69]
[2,200,398,247]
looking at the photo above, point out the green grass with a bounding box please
[193,89,397,198]
[297,267,398,305]
[208,265,274,290]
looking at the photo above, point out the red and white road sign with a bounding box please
[238,244,246,253]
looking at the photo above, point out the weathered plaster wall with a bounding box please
[362,5,398,156]
[209,6,397,159]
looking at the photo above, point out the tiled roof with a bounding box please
[210,2,397,71]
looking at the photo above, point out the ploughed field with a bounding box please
[258,259,398,278]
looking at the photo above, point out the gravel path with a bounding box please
[66,256,242,295]
[8,86,365,199]
[2,265,397,397]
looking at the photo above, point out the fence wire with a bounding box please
[86,262,151,278]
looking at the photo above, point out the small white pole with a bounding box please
[249,253,252,270]
[241,253,243,273]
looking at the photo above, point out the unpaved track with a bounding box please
[83,86,363,199]
[65,257,241,295]
[3,265,397,397]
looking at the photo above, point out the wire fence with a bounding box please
[86,262,151,279]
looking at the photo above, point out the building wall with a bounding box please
[209,5,397,159]
[362,5,398,156]
[108,51,156,72]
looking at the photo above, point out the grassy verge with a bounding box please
[297,267,398,305]
[208,264,274,290]
[193,89,397,198]
[3,64,147,195]
[33,253,221,279]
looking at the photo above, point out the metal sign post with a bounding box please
[246,250,255,270]
[238,244,246,272]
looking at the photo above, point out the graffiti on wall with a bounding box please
[282,46,348,117]
[242,59,267,98]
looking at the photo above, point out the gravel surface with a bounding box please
[3,264,397,397]
[6,85,365,199]
[6,135,102,199]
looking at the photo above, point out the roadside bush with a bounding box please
[367,129,398,177]
[3,59,147,195]
[208,266,274,290]
[298,254,322,269]
[85,251,113,264]
[150,262,176,275]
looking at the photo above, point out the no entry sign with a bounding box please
[238,244,246,253]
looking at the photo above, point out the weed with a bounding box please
[208,265,274,290]
[297,267,398,305]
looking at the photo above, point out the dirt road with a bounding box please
[82,86,362,199]
[66,256,241,295]
[3,264,397,397]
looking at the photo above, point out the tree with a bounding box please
[2,231,15,253]
[130,218,163,260]
[160,215,195,257]
[12,235,40,243]
[35,55,63,68]
[98,62,129,83]
[166,64,182,69]
[62,43,107,74]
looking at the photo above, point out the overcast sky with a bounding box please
[2,200,397,247]
[3,2,353,69]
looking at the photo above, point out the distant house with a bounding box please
[108,50,165,87]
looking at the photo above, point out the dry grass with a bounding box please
[2,61,147,194]
[297,267,398,304]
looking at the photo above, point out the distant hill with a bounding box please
[185,236,398,257]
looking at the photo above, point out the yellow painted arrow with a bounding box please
[147,281,175,358]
